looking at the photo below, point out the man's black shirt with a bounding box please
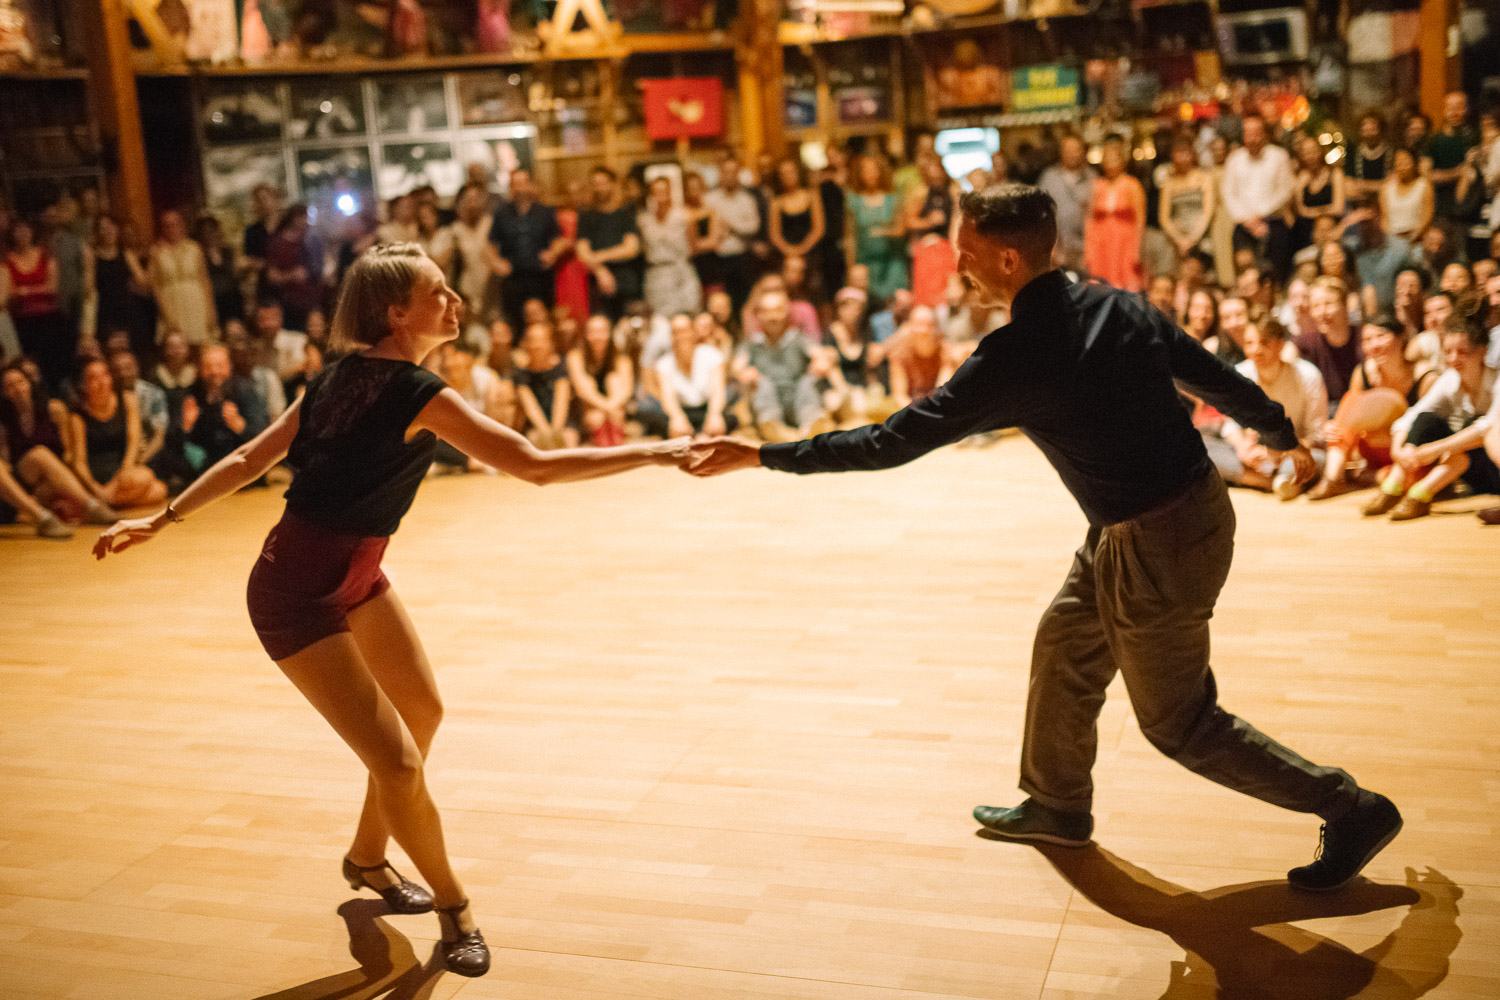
[761,270,1298,525]
[491,200,560,273]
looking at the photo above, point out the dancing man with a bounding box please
[687,185,1401,892]
[96,244,691,976]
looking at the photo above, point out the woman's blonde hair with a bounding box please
[328,242,429,355]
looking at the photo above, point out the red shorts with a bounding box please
[246,510,391,661]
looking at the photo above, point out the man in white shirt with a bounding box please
[251,300,308,383]
[1221,114,1296,282]
[703,153,762,313]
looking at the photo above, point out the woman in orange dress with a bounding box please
[552,179,590,324]
[1083,137,1146,292]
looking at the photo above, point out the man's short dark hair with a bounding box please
[958,183,1057,264]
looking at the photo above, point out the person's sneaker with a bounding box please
[1272,473,1303,501]
[1388,496,1431,521]
[973,798,1093,847]
[1287,791,1402,892]
[35,514,73,540]
[1361,491,1401,517]
[83,500,120,526]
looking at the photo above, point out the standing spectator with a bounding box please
[107,348,168,469]
[43,201,87,340]
[492,169,566,334]
[195,215,243,327]
[182,343,267,472]
[815,146,849,300]
[553,179,591,325]
[650,311,732,438]
[513,322,576,449]
[1404,111,1432,157]
[1422,91,1478,221]
[1206,134,1238,286]
[1,359,116,529]
[683,171,724,296]
[905,155,958,308]
[149,210,217,346]
[576,168,643,322]
[263,204,325,331]
[1344,112,1391,198]
[732,289,830,442]
[768,157,825,283]
[1380,148,1433,241]
[241,183,282,290]
[847,154,908,302]
[703,153,762,313]
[377,194,420,244]
[67,357,167,509]
[1208,319,1328,497]
[120,220,157,353]
[1365,318,1496,519]
[87,215,153,359]
[5,219,72,391]
[1292,134,1344,252]
[433,183,505,326]
[1222,114,1296,281]
[638,176,702,320]
[1158,134,1214,262]
[1038,133,1095,273]
[1299,277,1363,406]
[1084,137,1146,292]
[567,313,633,447]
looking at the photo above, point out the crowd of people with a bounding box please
[4,87,1500,539]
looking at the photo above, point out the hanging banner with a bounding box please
[1009,65,1081,113]
[641,78,725,140]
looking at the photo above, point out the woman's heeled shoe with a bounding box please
[341,857,435,914]
[435,900,490,977]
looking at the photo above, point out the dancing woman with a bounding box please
[94,244,688,977]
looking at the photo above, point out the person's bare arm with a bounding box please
[121,392,143,470]
[590,233,641,265]
[94,396,304,559]
[483,242,513,278]
[67,412,106,496]
[566,350,611,411]
[604,357,634,411]
[1416,183,1434,234]
[797,197,825,256]
[574,237,597,269]
[1329,170,1346,218]
[768,201,792,257]
[411,388,685,485]
[516,383,549,431]
[889,356,912,408]
[549,378,572,432]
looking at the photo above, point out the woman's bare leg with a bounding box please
[17,446,97,507]
[0,460,50,522]
[275,630,464,909]
[344,589,445,874]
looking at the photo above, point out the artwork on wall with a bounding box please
[201,81,285,145]
[288,78,367,140]
[930,37,1007,109]
[376,75,450,134]
[204,145,288,218]
[457,124,537,196]
[457,70,531,127]
[378,140,462,198]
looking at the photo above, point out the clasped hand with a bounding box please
[677,437,761,477]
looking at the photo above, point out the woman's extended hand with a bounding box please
[93,511,168,561]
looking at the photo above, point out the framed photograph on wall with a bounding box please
[375,75,450,135]
[288,79,368,141]
[458,124,537,195]
[204,145,288,214]
[201,81,285,145]
[378,141,462,199]
[456,70,530,127]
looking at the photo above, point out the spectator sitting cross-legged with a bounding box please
[67,357,167,510]
[732,289,832,443]
[514,322,577,450]
[567,313,634,447]
[0,359,117,535]
[649,312,735,439]
[181,343,268,474]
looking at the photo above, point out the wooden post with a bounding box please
[77,0,152,237]
[736,0,785,160]
[1418,0,1459,121]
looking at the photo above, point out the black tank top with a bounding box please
[81,393,128,484]
[1303,173,1334,209]
[284,354,448,537]
[835,335,868,387]
[92,253,132,336]
[914,185,954,238]
[779,206,813,247]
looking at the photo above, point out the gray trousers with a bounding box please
[753,375,823,429]
[1019,466,1359,820]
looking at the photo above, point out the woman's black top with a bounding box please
[284,354,448,537]
[1302,174,1334,210]
[779,205,813,248]
[80,394,128,485]
[914,185,955,239]
[92,253,132,338]
[1,392,65,459]
[204,246,242,323]
[515,361,567,417]
[835,335,868,388]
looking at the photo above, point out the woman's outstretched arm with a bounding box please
[94,395,303,559]
[413,387,686,485]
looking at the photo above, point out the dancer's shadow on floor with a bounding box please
[984,834,1462,1000]
[250,898,446,1000]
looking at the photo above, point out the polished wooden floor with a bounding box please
[1,439,1496,999]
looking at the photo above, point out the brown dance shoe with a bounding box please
[343,857,434,914]
[1478,506,1500,525]
[1361,492,1402,517]
[1388,497,1431,521]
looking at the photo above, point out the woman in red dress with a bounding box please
[1083,137,1146,292]
[553,179,591,324]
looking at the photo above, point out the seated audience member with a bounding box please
[1363,317,1497,521]
[1298,278,1363,407]
[782,254,821,318]
[650,312,734,438]
[304,308,329,350]
[705,289,740,347]
[1410,223,1461,278]
[1209,295,1250,363]
[822,287,880,427]
[1410,292,1454,369]
[567,313,634,446]
[1236,265,1277,320]
[870,288,914,344]
[733,289,830,442]
[282,340,324,401]
[1309,314,1442,499]
[0,439,72,538]
[107,349,167,468]
[1147,275,1177,318]
[740,274,820,344]
[1274,279,1314,339]
[887,306,954,408]
[1172,252,1212,319]
[182,343,268,472]
[1183,289,1220,346]
[1317,240,1373,322]
[251,299,308,382]
[227,333,287,420]
[152,329,197,412]
[514,322,576,449]
[693,309,733,358]
[1439,261,1473,297]
[846,263,871,295]
[431,341,517,471]
[1208,319,1329,498]
[485,318,518,378]
[1392,268,1427,340]
[1473,259,1498,295]
[1,360,116,534]
[67,358,167,509]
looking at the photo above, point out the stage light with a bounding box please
[336,193,360,216]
